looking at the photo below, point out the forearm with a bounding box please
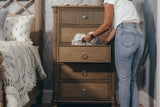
[92,3,114,37]
[92,24,110,37]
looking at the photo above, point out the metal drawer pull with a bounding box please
[81,88,88,96]
[81,52,88,60]
[82,70,87,77]
[83,16,87,20]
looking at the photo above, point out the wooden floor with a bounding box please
[31,104,144,107]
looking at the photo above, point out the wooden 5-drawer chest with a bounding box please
[52,6,116,107]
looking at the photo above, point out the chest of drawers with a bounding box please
[52,6,116,107]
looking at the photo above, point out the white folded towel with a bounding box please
[72,31,103,45]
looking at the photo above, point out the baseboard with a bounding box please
[139,90,156,107]
[42,90,53,104]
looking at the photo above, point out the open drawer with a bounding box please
[60,27,111,43]
[60,63,111,80]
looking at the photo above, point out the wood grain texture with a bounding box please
[0,0,43,106]
[60,82,111,99]
[60,63,111,80]
[53,6,116,107]
[60,9,104,24]
[58,46,111,63]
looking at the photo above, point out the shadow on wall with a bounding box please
[42,0,55,90]
[138,0,157,103]
[42,31,53,89]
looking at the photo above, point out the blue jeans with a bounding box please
[115,23,144,107]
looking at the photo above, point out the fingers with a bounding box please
[84,35,92,42]
[84,38,90,42]
[84,38,91,42]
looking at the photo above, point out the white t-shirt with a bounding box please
[103,0,140,29]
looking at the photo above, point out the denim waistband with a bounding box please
[116,23,140,30]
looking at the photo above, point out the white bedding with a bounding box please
[0,41,47,107]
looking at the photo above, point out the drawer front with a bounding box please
[60,82,111,99]
[60,63,111,80]
[60,27,111,43]
[61,11,104,24]
[58,46,111,63]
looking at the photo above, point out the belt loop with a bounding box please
[121,23,123,29]
[121,23,123,35]
[134,24,136,28]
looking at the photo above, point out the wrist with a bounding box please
[90,34,95,39]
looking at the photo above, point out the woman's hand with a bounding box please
[83,34,92,42]
[104,29,116,45]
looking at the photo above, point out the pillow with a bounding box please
[4,15,34,44]
[0,8,9,41]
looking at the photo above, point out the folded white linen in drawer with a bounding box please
[72,31,103,45]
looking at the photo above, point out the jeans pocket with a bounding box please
[120,33,136,48]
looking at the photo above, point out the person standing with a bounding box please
[84,0,144,107]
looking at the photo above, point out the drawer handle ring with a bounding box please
[81,52,88,60]
[83,16,87,20]
[81,88,88,96]
[82,70,88,77]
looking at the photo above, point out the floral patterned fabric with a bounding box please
[0,41,46,107]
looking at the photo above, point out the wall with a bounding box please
[141,0,157,99]
[156,0,160,106]
[133,0,157,101]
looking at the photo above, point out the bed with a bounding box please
[0,0,46,107]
